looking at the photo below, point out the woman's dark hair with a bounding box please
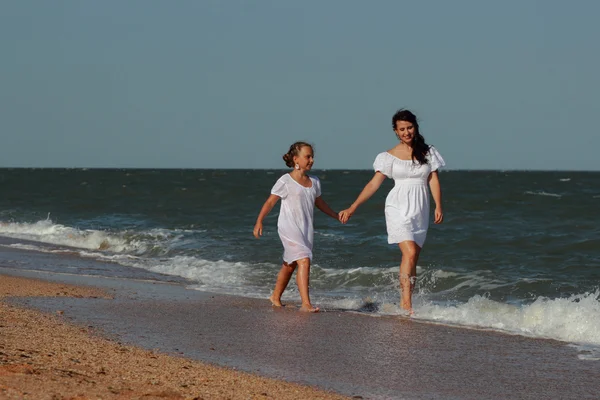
[282,141,313,168]
[392,109,430,165]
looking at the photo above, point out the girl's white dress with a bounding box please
[271,174,321,263]
[373,147,445,247]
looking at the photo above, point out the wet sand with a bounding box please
[2,268,600,400]
[0,273,347,399]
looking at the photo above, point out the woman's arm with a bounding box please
[338,172,387,223]
[315,196,338,220]
[428,171,443,224]
[253,194,280,238]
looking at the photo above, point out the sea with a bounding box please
[1,168,599,359]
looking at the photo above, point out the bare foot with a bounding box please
[269,295,283,307]
[400,303,414,316]
[299,305,320,313]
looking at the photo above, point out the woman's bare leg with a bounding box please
[398,241,421,312]
[295,258,319,312]
[270,262,296,306]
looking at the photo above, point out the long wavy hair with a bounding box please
[392,109,430,165]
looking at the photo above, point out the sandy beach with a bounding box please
[0,274,347,400]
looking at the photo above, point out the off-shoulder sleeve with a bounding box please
[373,153,392,178]
[427,146,446,172]
[271,177,288,199]
[312,176,322,197]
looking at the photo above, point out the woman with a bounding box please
[339,109,445,313]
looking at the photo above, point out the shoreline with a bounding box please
[2,268,599,400]
[0,273,348,399]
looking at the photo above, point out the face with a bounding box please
[394,120,415,144]
[293,146,314,170]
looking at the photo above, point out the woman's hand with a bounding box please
[253,222,263,238]
[338,208,354,224]
[434,207,444,224]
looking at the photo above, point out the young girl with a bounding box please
[253,142,339,312]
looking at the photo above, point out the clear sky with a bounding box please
[1,0,599,170]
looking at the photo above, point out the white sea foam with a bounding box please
[314,231,344,239]
[0,219,201,256]
[7,241,216,292]
[4,238,270,296]
[317,265,401,277]
[108,255,276,297]
[0,220,142,253]
[431,270,458,279]
[325,297,366,310]
[419,268,510,293]
[524,191,562,198]
[3,243,140,263]
[415,290,600,347]
[559,178,571,182]
[569,344,600,361]
[5,243,44,252]
[4,222,600,350]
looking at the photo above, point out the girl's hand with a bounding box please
[253,222,263,238]
[434,207,444,224]
[338,209,353,224]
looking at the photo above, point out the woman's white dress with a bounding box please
[271,174,321,263]
[373,147,445,247]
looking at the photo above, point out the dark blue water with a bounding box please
[0,168,599,349]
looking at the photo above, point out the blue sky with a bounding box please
[1,0,599,170]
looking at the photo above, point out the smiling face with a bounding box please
[293,145,314,171]
[394,120,416,144]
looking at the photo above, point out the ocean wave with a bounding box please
[1,236,510,301]
[417,268,513,295]
[524,191,562,198]
[0,219,205,256]
[317,265,402,277]
[3,240,274,296]
[5,228,600,350]
[0,219,138,252]
[415,290,600,347]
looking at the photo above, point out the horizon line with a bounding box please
[0,167,598,173]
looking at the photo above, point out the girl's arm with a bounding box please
[338,172,386,224]
[253,194,280,238]
[315,196,338,220]
[428,171,443,224]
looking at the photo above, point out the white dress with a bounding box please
[373,147,445,247]
[271,174,321,263]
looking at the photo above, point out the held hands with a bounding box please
[253,222,263,238]
[341,207,443,224]
[338,208,354,224]
[434,207,444,224]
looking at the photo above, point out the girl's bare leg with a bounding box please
[295,258,319,312]
[398,241,421,313]
[270,262,296,306]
